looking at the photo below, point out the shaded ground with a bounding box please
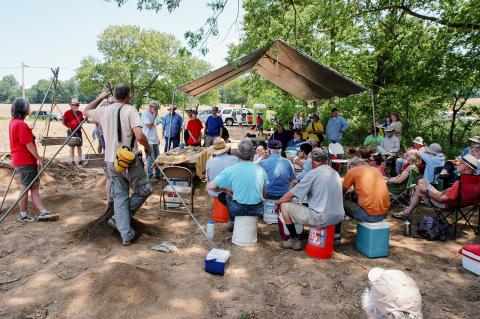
[0,125,479,319]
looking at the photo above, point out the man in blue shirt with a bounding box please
[204,106,224,147]
[207,139,268,228]
[259,140,297,199]
[419,143,445,183]
[326,108,349,143]
[162,105,183,152]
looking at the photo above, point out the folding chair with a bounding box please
[430,174,480,239]
[160,166,194,214]
[389,169,418,206]
[431,166,444,191]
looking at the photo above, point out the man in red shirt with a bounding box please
[9,98,55,222]
[62,98,84,165]
[186,110,203,146]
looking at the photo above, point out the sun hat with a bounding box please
[458,153,480,171]
[425,143,442,155]
[384,126,395,132]
[267,139,282,149]
[167,105,176,110]
[70,98,80,106]
[468,136,480,145]
[367,267,423,318]
[311,147,328,162]
[209,138,231,155]
[149,101,160,109]
[412,136,424,146]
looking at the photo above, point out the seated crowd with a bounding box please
[204,109,480,248]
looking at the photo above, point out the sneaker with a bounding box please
[17,212,35,222]
[280,238,302,251]
[79,160,84,166]
[392,210,408,219]
[226,221,234,232]
[122,232,137,246]
[37,210,58,221]
[107,218,118,231]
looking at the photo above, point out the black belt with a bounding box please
[233,200,262,207]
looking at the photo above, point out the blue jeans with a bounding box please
[218,192,264,221]
[396,158,407,174]
[164,135,180,153]
[146,143,160,178]
[343,199,385,223]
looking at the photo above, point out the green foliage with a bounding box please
[76,25,220,108]
[0,75,21,103]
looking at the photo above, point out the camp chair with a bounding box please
[389,169,418,206]
[160,166,194,214]
[431,166,444,191]
[429,174,480,239]
[328,143,347,174]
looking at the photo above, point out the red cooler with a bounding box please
[306,225,335,259]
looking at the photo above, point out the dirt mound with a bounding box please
[62,262,168,319]
[84,176,107,191]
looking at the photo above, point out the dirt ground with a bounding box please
[1,106,480,319]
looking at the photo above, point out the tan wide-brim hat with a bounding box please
[458,153,480,171]
[70,98,80,105]
[209,138,231,155]
[368,267,423,318]
[468,136,480,145]
[412,136,424,146]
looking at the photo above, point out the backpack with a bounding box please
[417,215,448,241]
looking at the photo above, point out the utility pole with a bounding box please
[21,62,29,98]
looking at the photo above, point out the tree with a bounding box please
[0,75,21,103]
[76,25,219,108]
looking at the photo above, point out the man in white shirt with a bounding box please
[84,84,152,246]
[141,101,160,179]
[293,112,302,129]
[377,126,400,156]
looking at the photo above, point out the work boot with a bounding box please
[107,218,118,231]
[280,238,302,251]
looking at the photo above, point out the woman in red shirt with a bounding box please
[9,98,54,221]
[186,110,203,146]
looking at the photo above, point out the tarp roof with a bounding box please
[179,39,365,101]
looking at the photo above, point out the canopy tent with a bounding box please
[178,39,365,101]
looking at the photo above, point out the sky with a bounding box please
[0,0,244,87]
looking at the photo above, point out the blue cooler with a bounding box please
[356,221,389,258]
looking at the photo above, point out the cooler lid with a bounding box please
[358,221,390,229]
[463,244,480,256]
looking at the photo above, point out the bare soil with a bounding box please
[0,109,479,319]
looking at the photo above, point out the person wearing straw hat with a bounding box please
[274,148,344,250]
[362,267,423,319]
[206,138,239,198]
[207,139,267,230]
[395,136,425,174]
[162,105,183,152]
[392,153,479,219]
[62,98,84,165]
[461,136,480,157]
[418,143,445,183]
[468,140,480,175]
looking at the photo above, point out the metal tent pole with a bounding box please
[369,89,377,139]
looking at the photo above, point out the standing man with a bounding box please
[207,139,268,229]
[163,105,183,152]
[62,98,84,165]
[326,108,349,144]
[274,148,345,250]
[84,84,152,246]
[204,106,224,147]
[141,101,161,180]
[259,140,297,200]
[293,112,302,130]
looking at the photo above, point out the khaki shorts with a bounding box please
[282,202,318,226]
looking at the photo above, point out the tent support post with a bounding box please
[369,89,377,138]
[166,87,178,152]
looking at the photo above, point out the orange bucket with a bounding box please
[306,225,335,259]
[212,197,229,223]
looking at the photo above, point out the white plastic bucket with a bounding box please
[232,216,258,246]
[263,199,278,224]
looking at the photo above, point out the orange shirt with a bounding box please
[343,165,390,215]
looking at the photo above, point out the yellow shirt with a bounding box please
[305,121,324,141]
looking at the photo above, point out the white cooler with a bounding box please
[459,244,480,276]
